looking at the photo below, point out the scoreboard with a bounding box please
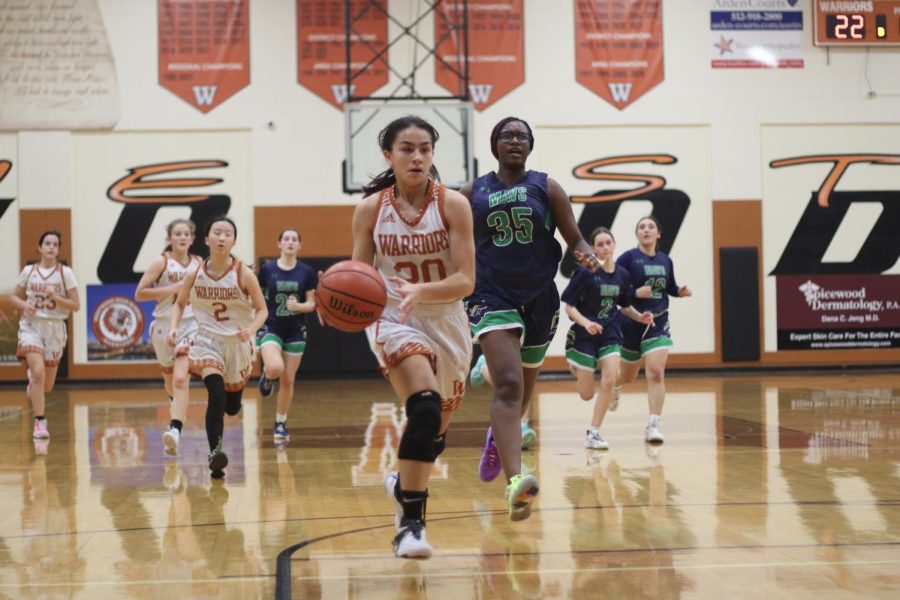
[813,0,900,46]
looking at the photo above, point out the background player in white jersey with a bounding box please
[351,115,475,558]
[134,218,201,456]
[11,231,80,442]
[168,215,267,479]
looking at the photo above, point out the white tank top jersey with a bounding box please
[190,258,255,337]
[16,263,78,320]
[370,181,455,307]
[152,252,201,319]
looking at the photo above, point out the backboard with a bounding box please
[344,101,474,194]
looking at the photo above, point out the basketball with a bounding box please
[316,260,387,332]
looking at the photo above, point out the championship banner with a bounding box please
[574,0,664,110]
[762,124,900,352]
[157,0,250,113]
[297,0,389,109]
[86,283,155,362]
[710,0,803,69]
[434,0,525,111]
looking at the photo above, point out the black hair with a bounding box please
[490,116,535,159]
[39,230,62,246]
[204,215,237,241]
[362,115,441,196]
[278,229,301,242]
[589,226,615,244]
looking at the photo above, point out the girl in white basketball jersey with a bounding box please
[134,219,201,456]
[352,116,475,559]
[11,231,80,442]
[168,216,267,479]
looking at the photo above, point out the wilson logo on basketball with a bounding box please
[92,295,145,349]
[328,296,375,320]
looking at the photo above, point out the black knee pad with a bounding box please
[434,432,447,458]
[398,390,441,463]
[224,390,243,416]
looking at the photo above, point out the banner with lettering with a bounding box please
[574,0,664,110]
[762,124,900,352]
[296,0,389,109]
[157,0,250,113]
[710,0,804,69]
[434,0,525,111]
[0,0,119,129]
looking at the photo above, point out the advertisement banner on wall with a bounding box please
[574,0,665,110]
[86,283,155,362]
[776,275,900,349]
[434,0,525,111]
[296,0,389,109]
[762,125,900,352]
[158,0,250,112]
[710,0,804,68]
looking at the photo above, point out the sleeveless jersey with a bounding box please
[190,259,255,337]
[370,180,456,308]
[561,264,633,329]
[469,170,562,304]
[16,263,78,320]
[616,248,680,314]
[258,259,317,326]
[152,252,201,319]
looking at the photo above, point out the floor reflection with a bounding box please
[0,374,896,598]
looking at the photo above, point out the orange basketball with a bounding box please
[316,260,387,332]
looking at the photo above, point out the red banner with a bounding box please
[776,275,900,350]
[574,0,664,110]
[435,0,525,111]
[157,0,250,113]
[297,0,389,109]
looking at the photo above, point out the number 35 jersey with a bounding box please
[371,180,456,308]
[190,259,255,337]
[469,170,562,305]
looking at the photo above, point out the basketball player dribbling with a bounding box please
[351,115,475,558]
[168,215,268,479]
[134,218,201,456]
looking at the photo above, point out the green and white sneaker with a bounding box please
[505,473,539,522]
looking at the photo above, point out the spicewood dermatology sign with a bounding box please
[776,275,900,349]
[762,124,900,353]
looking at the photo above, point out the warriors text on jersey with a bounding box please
[16,263,78,320]
[370,180,456,307]
[152,252,201,319]
[469,170,562,304]
[190,259,255,336]
[616,248,680,314]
